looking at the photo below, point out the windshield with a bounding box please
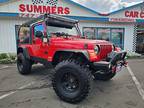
[47,26,79,37]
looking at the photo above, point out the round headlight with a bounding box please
[94,45,100,54]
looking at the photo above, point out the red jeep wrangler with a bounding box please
[17,14,127,103]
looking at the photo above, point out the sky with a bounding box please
[72,0,143,13]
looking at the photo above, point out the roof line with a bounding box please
[1,12,144,23]
[0,12,19,16]
[65,15,109,22]
[0,12,109,21]
[0,0,9,3]
[109,1,144,15]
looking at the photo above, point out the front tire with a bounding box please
[52,60,92,103]
[17,53,32,75]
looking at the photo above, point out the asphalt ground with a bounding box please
[0,59,144,108]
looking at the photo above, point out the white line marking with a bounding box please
[0,91,16,100]
[0,82,35,100]
[6,66,16,68]
[0,66,9,70]
[18,82,35,90]
[127,65,144,101]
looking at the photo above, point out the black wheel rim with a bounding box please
[61,73,79,93]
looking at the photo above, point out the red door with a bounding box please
[31,23,49,60]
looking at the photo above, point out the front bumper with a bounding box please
[91,51,127,73]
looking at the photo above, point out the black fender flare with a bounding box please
[17,47,30,59]
[53,50,90,61]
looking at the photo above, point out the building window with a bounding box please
[83,27,95,39]
[111,28,124,49]
[136,24,144,54]
[15,25,21,38]
[97,28,110,41]
[83,27,124,49]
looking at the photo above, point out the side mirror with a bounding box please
[35,31,43,38]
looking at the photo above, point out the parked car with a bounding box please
[16,14,127,103]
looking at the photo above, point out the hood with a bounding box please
[50,37,113,49]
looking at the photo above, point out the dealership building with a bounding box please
[0,0,144,54]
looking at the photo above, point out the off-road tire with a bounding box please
[52,60,92,103]
[94,72,116,81]
[17,53,32,75]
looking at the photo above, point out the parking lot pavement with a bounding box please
[0,65,8,70]
[0,61,144,108]
[128,59,144,92]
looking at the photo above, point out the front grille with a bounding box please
[99,45,112,59]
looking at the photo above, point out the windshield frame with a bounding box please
[45,18,81,38]
[75,23,81,36]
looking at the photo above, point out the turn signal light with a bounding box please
[88,50,97,61]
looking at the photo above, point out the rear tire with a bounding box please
[94,71,116,81]
[17,53,32,75]
[52,60,92,103]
